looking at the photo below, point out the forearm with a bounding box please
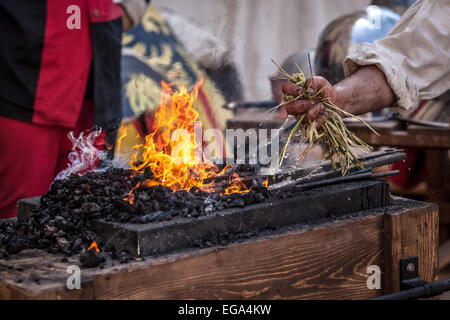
[335,66,396,116]
[119,0,147,31]
[343,0,449,113]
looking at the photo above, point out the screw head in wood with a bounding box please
[406,262,415,273]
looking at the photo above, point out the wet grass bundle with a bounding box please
[271,58,379,175]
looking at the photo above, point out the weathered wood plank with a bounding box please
[346,120,402,135]
[439,240,450,270]
[1,214,386,300]
[384,198,439,293]
[425,149,448,203]
[407,125,450,139]
[89,213,385,300]
[0,250,94,299]
[353,130,450,148]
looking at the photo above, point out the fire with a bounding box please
[123,78,250,202]
[88,241,100,253]
[123,182,140,205]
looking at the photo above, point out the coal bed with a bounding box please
[0,166,391,263]
[79,179,389,257]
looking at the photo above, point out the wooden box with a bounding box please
[0,196,438,300]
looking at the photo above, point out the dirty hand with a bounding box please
[282,77,338,126]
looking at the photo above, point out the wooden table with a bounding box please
[0,198,439,300]
[228,114,450,212]
[344,120,450,269]
[344,123,449,203]
[228,113,450,269]
[345,122,450,204]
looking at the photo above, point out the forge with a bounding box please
[9,79,407,260]
[95,180,390,257]
[2,148,440,300]
[17,149,400,258]
[19,180,388,257]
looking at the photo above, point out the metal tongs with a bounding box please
[295,167,399,190]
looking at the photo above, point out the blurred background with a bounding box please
[125,0,448,298]
[152,0,371,101]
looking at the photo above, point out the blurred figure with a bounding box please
[159,7,243,104]
[270,49,316,107]
[117,4,242,160]
[0,0,145,218]
[314,5,399,87]
[121,0,148,30]
[268,49,323,165]
[282,0,449,190]
[282,0,449,126]
[371,0,418,15]
[313,3,400,123]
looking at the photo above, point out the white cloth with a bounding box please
[159,7,231,70]
[153,0,370,101]
[344,0,450,114]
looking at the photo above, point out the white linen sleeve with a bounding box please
[343,0,450,113]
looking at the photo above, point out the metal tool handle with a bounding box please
[372,279,450,300]
[296,170,399,190]
[223,101,277,111]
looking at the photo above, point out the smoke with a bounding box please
[55,128,107,181]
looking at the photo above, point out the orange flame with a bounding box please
[88,241,100,253]
[123,182,140,205]
[115,126,128,156]
[123,79,250,202]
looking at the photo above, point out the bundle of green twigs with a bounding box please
[271,58,379,175]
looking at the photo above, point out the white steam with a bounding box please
[55,129,107,180]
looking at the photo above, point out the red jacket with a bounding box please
[0,0,123,131]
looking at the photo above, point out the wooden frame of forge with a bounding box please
[0,197,438,300]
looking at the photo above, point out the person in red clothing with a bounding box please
[0,0,145,218]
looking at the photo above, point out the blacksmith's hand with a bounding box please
[282,77,337,128]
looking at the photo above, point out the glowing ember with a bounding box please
[88,241,100,253]
[122,79,250,203]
